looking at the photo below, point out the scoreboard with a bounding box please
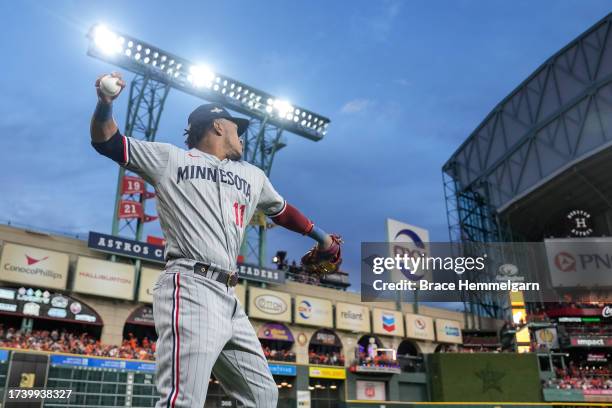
[44,354,158,407]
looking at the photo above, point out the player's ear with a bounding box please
[212,119,224,136]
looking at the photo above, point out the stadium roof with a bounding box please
[443,13,612,213]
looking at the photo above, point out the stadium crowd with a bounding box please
[262,346,296,362]
[355,351,400,369]
[308,350,345,366]
[0,326,156,360]
[543,364,612,390]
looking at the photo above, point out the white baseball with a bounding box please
[99,75,121,97]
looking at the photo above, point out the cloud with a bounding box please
[394,78,412,87]
[341,98,373,114]
[356,0,403,42]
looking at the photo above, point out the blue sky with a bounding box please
[0,1,610,290]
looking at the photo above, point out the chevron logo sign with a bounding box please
[382,314,396,332]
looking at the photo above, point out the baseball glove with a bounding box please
[301,234,343,275]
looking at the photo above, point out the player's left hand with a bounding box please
[301,234,343,275]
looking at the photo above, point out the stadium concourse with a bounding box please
[0,223,507,407]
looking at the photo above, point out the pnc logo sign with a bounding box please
[554,252,576,272]
[25,255,49,266]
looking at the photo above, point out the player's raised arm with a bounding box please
[257,174,343,275]
[90,72,126,143]
[90,73,174,185]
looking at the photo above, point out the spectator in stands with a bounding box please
[0,325,156,361]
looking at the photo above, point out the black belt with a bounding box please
[193,262,239,287]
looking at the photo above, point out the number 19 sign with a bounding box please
[122,176,145,195]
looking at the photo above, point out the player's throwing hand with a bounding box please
[95,72,126,104]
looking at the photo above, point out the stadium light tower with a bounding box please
[87,24,331,266]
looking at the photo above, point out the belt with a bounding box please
[193,262,239,287]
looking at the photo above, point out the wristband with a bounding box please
[94,101,113,123]
[308,225,328,246]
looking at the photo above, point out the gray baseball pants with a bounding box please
[152,261,278,408]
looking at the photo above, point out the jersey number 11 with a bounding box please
[233,202,246,227]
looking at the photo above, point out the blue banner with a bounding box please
[268,363,296,376]
[49,353,290,375]
[88,231,165,263]
[0,349,9,362]
[50,354,156,373]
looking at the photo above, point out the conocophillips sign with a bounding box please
[0,243,69,290]
[248,287,291,323]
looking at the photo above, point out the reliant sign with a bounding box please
[335,302,370,333]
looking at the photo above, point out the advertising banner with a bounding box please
[435,318,462,344]
[126,305,154,326]
[257,323,294,342]
[372,308,404,337]
[0,243,69,290]
[310,329,342,347]
[569,336,612,347]
[335,302,370,333]
[138,267,162,304]
[534,327,559,349]
[405,313,435,341]
[356,380,386,401]
[0,286,101,324]
[386,219,431,282]
[73,257,135,300]
[308,366,346,379]
[50,354,156,373]
[237,263,285,284]
[268,364,297,376]
[247,287,291,323]
[294,296,333,327]
[545,238,612,288]
[88,232,165,263]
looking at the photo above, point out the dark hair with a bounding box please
[184,120,215,149]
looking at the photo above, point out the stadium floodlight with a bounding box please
[188,65,215,88]
[87,23,330,141]
[93,25,121,55]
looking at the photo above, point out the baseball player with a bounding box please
[90,72,342,408]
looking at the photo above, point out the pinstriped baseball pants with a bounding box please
[152,267,278,408]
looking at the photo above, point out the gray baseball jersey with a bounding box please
[96,136,284,407]
[94,124,283,406]
[124,138,286,270]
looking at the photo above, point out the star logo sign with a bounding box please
[554,252,576,272]
[475,363,505,393]
[210,107,223,113]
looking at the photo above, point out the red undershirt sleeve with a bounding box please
[270,203,314,235]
